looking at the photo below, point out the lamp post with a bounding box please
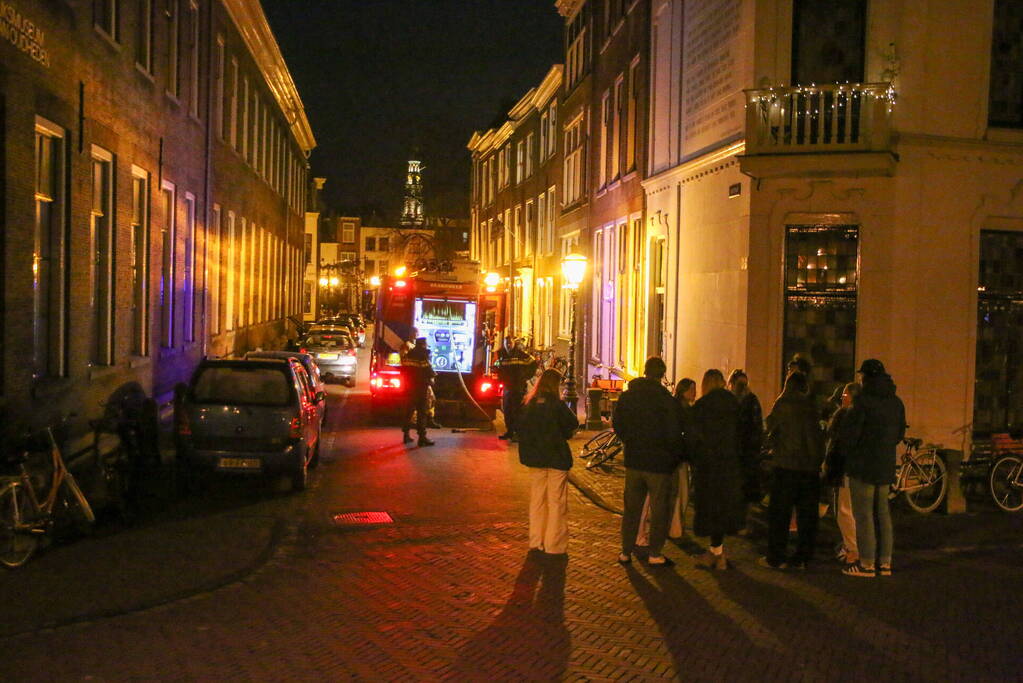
[561,253,587,414]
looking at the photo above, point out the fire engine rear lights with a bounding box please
[480,382,493,393]
[394,280,407,288]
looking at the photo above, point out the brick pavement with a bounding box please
[1,396,1022,681]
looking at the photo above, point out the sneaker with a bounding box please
[402,433,414,444]
[418,437,435,447]
[646,555,675,567]
[842,562,876,578]
[878,563,892,577]
[617,553,632,565]
[757,556,787,570]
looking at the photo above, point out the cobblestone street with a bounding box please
[1,387,1022,681]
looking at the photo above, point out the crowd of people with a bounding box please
[513,347,907,579]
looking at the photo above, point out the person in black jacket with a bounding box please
[838,359,905,577]
[613,357,684,567]
[823,382,862,565]
[518,369,578,555]
[692,369,746,570]
[401,338,437,447]
[728,369,764,507]
[495,337,538,441]
[760,372,825,569]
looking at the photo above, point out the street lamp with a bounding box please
[369,275,381,287]
[561,253,587,413]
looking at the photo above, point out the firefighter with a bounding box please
[402,337,436,447]
[495,336,538,441]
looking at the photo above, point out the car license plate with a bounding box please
[318,353,339,360]
[218,457,261,470]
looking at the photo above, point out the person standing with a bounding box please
[401,337,436,447]
[839,359,905,577]
[691,369,746,569]
[613,357,684,567]
[823,382,862,565]
[495,337,538,442]
[728,369,765,509]
[760,372,825,570]
[517,369,578,555]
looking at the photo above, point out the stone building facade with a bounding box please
[1,0,314,437]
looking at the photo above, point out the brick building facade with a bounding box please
[1,0,314,437]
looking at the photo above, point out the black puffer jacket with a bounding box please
[517,393,578,470]
[612,377,684,474]
[838,373,906,485]
[691,388,746,537]
[765,383,824,472]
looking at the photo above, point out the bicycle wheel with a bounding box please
[580,430,616,460]
[586,435,622,470]
[62,472,96,525]
[0,482,39,568]
[989,455,1023,513]
[903,451,947,514]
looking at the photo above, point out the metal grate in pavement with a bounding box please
[332,511,394,526]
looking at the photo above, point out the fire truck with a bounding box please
[369,260,506,420]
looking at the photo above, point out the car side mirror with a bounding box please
[315,391,326,403]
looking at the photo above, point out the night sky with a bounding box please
[261,0,563,222]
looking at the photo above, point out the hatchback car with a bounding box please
[300,330,358,386]
[175,358,322,491]
[245,350,328,423]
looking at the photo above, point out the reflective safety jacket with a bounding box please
[401,346,436,395]
[495,347,537,393]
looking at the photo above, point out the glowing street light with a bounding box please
[560,252,588,412]
[329,276,340,287]
[369,275,381,287]
[318,276,329,287]
[394,265,407,277]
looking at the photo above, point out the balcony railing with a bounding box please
[743,83,894,155]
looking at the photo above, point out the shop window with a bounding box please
[988,0,1023,128]
[782,224,859,399]
[974,230,1023,434]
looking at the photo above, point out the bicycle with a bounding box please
[987,433,1023,513]
[579,428,623,470]
[0,426,96,568]
[890,437,947,514]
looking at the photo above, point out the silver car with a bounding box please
[300,329,358,386]
[175,358,322,491]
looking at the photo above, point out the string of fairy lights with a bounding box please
[745,82,898,119]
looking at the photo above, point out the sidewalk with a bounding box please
[566,427,1023,556]
[0,487,284,638]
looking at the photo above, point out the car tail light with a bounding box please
[300,348,307,354]
[289,416,303,439]
[347,349,357,357]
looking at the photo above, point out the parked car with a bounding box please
[245,350,327,423]
[299,330,358,386]
[175,358,322,491]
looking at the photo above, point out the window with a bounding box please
[548,102,557,157]
[304,233,312,265]
[539,112,548,162]
[975,230,1023,433]
[159,181,176,347]
[214,36,225,138]
[613,75,624,180]
[365,259,375,275]
[525,200,535,256]
[166,0,180,98]
[547,186,557,254]
[136,0,152,71]
[341,251,356,263]
[210,204,221,336]
[791,0,866,85]
[627,58,639,172]
[342,221,355,243]
[516,140,525,184]
[378,236,389,252]
[537,193,547,254]
[565,6,588,90]
[229,56,239,147]
[783,224,860,399]
[187,0,199,118]
[379,260,389,277]
[240,76,249,158]
[131,168,150,354]
[600,90,610,187]
[514,205,523,258]
[989,0,1023,127]
[183,193,196,342]
[94,0,120,41]
[498,146,507,188]
[90,147,115,366]
[525,132,535,176]
[225,211,236,331]
[33,118,68,378]
[365,236,376,252]
[564,116,584,205]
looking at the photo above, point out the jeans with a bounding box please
[834,476,858,555]
[621,469,672,556]
[767,468,821,565]
[849,476,893,567]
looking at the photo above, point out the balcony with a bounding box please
[739,83,897,179]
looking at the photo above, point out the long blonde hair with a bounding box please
[526,369,563,404]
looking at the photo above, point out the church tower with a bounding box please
[401,152,425,227]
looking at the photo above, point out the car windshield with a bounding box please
[304,333,353,349]
[191,366,293,406]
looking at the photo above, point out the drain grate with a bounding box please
[332,511,394,526]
